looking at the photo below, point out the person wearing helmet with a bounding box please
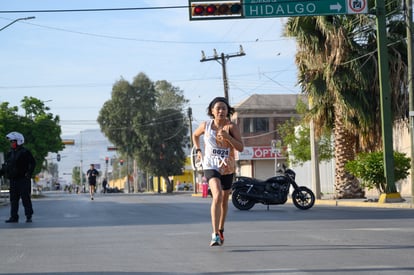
[0,131,36,223]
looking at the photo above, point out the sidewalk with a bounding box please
[193,192,414,209]
[0,191,8,207]
[315,196,414,209]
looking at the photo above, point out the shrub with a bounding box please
[345,151,411,194]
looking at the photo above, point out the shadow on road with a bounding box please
[1,193,413,230]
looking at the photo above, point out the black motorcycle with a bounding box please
[231,165,315,210]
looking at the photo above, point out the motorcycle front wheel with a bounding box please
[232,187,255,210]
[291,186,315,210]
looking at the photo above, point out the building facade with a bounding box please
[232,94,413,198]
[233,94,306,180]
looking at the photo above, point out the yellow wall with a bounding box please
[109,157,195,192]
[109,176,127,190]
[151,171,193,192]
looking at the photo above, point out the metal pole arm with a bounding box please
[0,16,35,32]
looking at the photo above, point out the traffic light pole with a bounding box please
[406,0,414,201]
[200,46,245,100]
[375,0,402,202]
[0,16,35,32]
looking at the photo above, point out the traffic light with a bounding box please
[190,1,243,20]
[107,146,118,151]
[56,154,61,162]
[119,159,124,166]
[105,157,109,164]
[62,139,75,145]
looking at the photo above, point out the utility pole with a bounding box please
[406,0,414,201]
[80,131,83,188]
[200,45,245,100]
[309,98,321,199]
[188,107,198,194]
[375,0,402,202]
[126,147,130,193]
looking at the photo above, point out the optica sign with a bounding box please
[237,146,284,160]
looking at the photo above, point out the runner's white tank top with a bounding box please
[203,120,235,175]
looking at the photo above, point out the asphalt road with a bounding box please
[0,192,413,275]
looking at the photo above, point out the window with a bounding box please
[243,118,269,133]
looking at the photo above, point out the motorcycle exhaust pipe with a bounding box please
[238,191,263,200]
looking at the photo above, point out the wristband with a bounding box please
[195,148,202,154]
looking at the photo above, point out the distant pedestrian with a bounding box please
[86,164,99,200]
[0,132,36,223]
[102,178,108,193]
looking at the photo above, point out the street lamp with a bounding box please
[0,16,35,32]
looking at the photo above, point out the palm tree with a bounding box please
[285,4,407,198]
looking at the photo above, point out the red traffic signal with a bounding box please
[206,4,216,14]
[107,146,118,151]
[190,1,243,20]
[193,4,217,15]
[119,159,124,166]
[193,5,204,15]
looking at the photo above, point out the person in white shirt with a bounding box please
[192,97,244,246]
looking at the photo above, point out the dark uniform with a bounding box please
[86,164,99,200]
[1,133,36,223]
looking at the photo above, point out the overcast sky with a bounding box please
[1,0,299,137]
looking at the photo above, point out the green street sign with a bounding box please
[243,0,369,18]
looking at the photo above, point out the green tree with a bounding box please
[0,97,63,176]
[71,166,86,186]
[98,72,188,193]
[155,80,188,110]
[98,73,156,180]
[47,162,59,180]
[346,152,411,194]
[278,99,333,165]
[144,109,188,192]
[284,2,407,198]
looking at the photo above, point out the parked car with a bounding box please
[176,183,193,191]
[106,187,122,193]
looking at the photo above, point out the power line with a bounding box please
[0,16,289,45]
[0,5,188,14]
[0,69,296,89]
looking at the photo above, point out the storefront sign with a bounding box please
[237,146,283,160]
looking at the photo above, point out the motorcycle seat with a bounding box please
[234,176,269,185]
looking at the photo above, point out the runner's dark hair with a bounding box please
[207,97,235,118]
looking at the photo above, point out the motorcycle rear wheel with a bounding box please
[291,186,315,210]
[232,188,255,210]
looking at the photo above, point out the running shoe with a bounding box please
[210,233,221,246]
[218,229,224,244]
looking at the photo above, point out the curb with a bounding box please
[193,193,414,209]
[194,194,414,209]
[315,199,413,209]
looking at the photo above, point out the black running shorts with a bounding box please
[203,170,234,191]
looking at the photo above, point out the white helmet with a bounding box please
[6,131,25,145]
